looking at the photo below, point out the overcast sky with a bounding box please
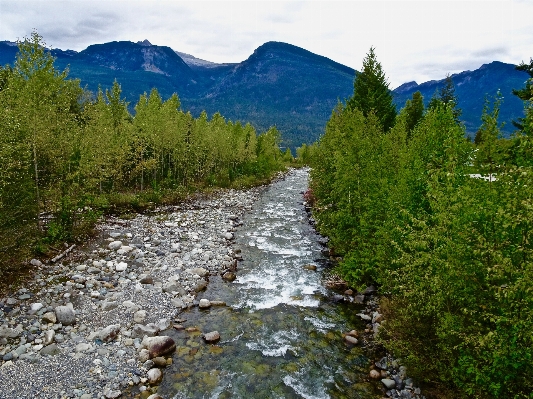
[0,0,532,88]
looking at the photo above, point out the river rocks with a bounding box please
[152,356,167,367]
[40,343,61,356]
[108,241,123,250]
[193,280,208,292]
[115,262,128,272]
[104,388,122,399]
[30,258,43,267]
[147,394,163,399]
[132,324,159,338]
[302,264,317,271]
[381,378,396,389]
[222,272,236,282]
[344,335,358,345]
[43,330,55,345]
[41,311,57,324]
[369,369,381,379]
[147,367,163,384]
[199,299,211,309]
[54,305,76,325]
[98,324,121,342]
[139,274,154,284]
[134,310,147,323]
[142,336,176,358]
[186,267,209,277]
[203,331,220,343]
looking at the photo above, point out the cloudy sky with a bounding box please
[0,0,531,88]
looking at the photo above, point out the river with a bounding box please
[157,168,382,399]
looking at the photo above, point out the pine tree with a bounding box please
[347,47,397,131]
[403,91,424,135]
[512,58,533,131]
[428,74,462,123]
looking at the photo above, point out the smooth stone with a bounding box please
[108,241,123,250]
[152,356,167,367]
[209,300,226,306]
[134,310,147,323]
[369,369,381,379]
[40,343,61,356]
[224,232,233,240]
[147,394,163,399]
[222,272,236,282]
[344,335,358,345]
[302,264,317,271]
[29,303,44,313]
[76,343,92,352]
[381,378,396,389]
[98,324,121,342]
[101,301,119,311]
[142,336,176,358]
[147,368,163,385]
[139,275,154,285]
[55,306,76,325]
[356,313,372,321]
[115,262,128,272]
[199,299,211,309]
[203,331,220,343]
[104,388,122,399]
[30,259,43,267]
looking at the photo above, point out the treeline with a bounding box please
[309,48,533,398]
[0,32,289,281]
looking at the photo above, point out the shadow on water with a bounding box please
[157,169,383,399]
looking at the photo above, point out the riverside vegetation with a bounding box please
[308,48,533,398]
[0,32,292,290]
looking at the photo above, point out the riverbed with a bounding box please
[157,168,381,399]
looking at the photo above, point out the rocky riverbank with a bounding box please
[0,184,263,399]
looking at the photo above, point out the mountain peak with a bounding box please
[137,39,152,47]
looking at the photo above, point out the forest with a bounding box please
[0,32,290,287]
[308,47,533,397]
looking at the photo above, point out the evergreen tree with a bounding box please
[347,47,396,131]
[403,91,424,135]
[512,58,533,131]
[428,74,462,123]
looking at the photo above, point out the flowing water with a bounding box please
[157,169,381,399]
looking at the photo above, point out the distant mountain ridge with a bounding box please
[0,39,529,147]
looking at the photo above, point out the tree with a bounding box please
[347,47,397,131]
[512,58,533,131]
[402,91,424,135]
[428,74,462,123]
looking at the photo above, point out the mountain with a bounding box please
[186,42,355,148]
[0,39,529,147]
[393,61,530,137]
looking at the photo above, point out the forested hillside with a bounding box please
[309,48,533,398]
[0,38,529,149]
[0,33,288,288]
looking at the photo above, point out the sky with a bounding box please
[0,0,532,89]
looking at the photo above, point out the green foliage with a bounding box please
[310,59,533,396]
[0,32,285,287]
[428,74,462,123]
[512,58,533,131]
[402,91,424,135]
[347,47,397,131]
